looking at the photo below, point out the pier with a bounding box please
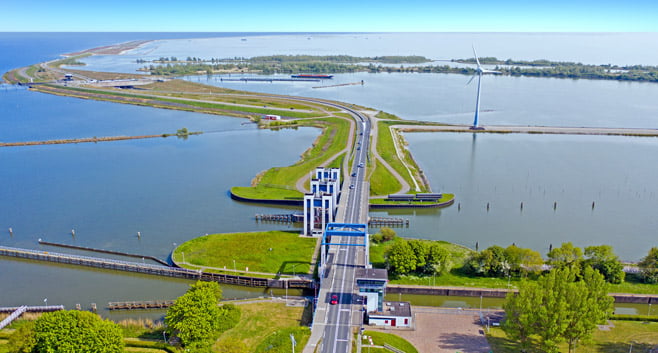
[107,300,175,310]
[0,245,312,289]
[368,216,409,227]
[255,213,304,223]
[0,305,64,329]
[38,240,170,266]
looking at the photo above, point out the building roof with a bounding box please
[369,301,412,318]
[355,268,388,281]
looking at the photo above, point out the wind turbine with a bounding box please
[467,46,500,130]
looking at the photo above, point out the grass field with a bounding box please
[375,120,430,195]
[173,231,318,276]
[369,159,403,196]
[215,302,310,352]
[487,321,658,353]
[360,330,419,353]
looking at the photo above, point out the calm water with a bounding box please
[2,33,658,315]
[0,88,317,314]
[376,133,658,261]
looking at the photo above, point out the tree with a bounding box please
[379,227,396,242]
[561,267,614,353]
[547,242,583,270]
[165,281,224,349]
[502,267,613,353]
[13,310,124,353]
[408,240,428,271]
[505,245,543,277]
[425,243,451,275]
[583,245,625,284]
[639,247,658,283]
[385,240,416,275]
[465,245,509,277]
[502,281,542,352]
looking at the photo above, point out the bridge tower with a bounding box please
[303,168,340,236]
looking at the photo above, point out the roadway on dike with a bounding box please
[303,102,371,353]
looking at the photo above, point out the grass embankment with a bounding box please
[487,321,658,353]
[173,231,317,277]
[358,330,419,353]
[373,117,430,196]
[216,302,310,352]
[369,159,402,195]
[231,116,351,200]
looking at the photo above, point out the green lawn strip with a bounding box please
[232,117,350,200]
[369,193,455,205]
[369,159,402,196]
[487,321,658,353]
[215,302,309,352]
[361,330,419,353]
[376,120,429,195]
[173,231,317,276]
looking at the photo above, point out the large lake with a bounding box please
[1,33,658,315]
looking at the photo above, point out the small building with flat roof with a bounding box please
[367,301,413,328]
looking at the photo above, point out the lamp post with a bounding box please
[233,259,236,272]
[291,263,299,277]
[649,303,652,316]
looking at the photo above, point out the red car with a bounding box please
[330,294,338,305]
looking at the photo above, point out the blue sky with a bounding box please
[3,0,657,32]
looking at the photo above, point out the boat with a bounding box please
[291,74,333,79]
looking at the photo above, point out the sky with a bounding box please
[3,0,658,32]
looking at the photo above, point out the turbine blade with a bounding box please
[472,45,481,68]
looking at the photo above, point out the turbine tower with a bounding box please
[467,46,500,130]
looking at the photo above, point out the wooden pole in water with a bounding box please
[520,202,524,210]
[8,228,12,236]
[592,201,595,210]
[553,202,557,210]
[486,202,490,211]
[71,229,75,237]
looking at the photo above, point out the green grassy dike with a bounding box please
[172,231,317,277]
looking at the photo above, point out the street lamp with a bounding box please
[233,259,236,272]
[291,263,299,277]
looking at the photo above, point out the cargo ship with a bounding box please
[291,74,333,79]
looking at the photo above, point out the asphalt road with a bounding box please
[318,104,370,353]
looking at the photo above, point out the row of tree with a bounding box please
[139,57,658,83]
